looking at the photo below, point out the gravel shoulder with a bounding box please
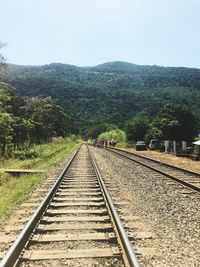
[127,148,200,173]
[91,147,200,267]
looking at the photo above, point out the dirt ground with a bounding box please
[127,148,200,173]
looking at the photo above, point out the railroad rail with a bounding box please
[105,147,200,194]
[0,144,140,267]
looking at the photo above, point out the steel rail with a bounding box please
[107,146,200,177]
[0,145,82,267]
[88,145,140,267]
[106,147,200,194]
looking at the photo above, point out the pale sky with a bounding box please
[1,0,200,68]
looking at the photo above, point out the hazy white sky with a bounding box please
[1,0,200,67]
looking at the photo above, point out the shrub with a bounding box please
[13,150,38,160]
[98,129,127,143]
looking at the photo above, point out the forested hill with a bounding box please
[3,61,200,130]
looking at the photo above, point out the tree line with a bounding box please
[92,103,200,146]
[0,82,77,157]
[125,104,199,143]
[0,44,78,157]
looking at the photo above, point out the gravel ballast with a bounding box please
[91,147,200,267]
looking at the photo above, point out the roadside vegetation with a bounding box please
[0,83,78,157]
[0,44,78,157]
[98,129,127,147]
[93,104,200,148]
[0,47,81,223]
[0,136,81,224]
[125,104,199,145]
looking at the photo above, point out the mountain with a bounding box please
[2,61,200,131]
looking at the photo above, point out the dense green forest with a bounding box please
[0,81,77,156]
[2,61,200,134]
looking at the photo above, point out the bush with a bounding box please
[125,113,150,142]
[13,150,38,160]
[98,129,127,143]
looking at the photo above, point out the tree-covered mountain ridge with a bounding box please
[8,61,200,83]
[3,61,200,130]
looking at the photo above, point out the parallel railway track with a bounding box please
[0,144,140,267]
[106,147,200,194]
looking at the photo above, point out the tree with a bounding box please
[98,129,127,143]
[0,113,14,156]
[0,42,6,76]
[13,117,35,149]
[0,82,13,111]
[23,97,76,143]
[86,123,118,139]
[125,113,150,142]
[149,104,199,141]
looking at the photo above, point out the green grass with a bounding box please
[102,150,111,159]
[116,142,128,148]
[0,137,81,224]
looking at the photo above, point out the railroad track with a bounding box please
[105,147,200,194]
[0,144,140,267]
